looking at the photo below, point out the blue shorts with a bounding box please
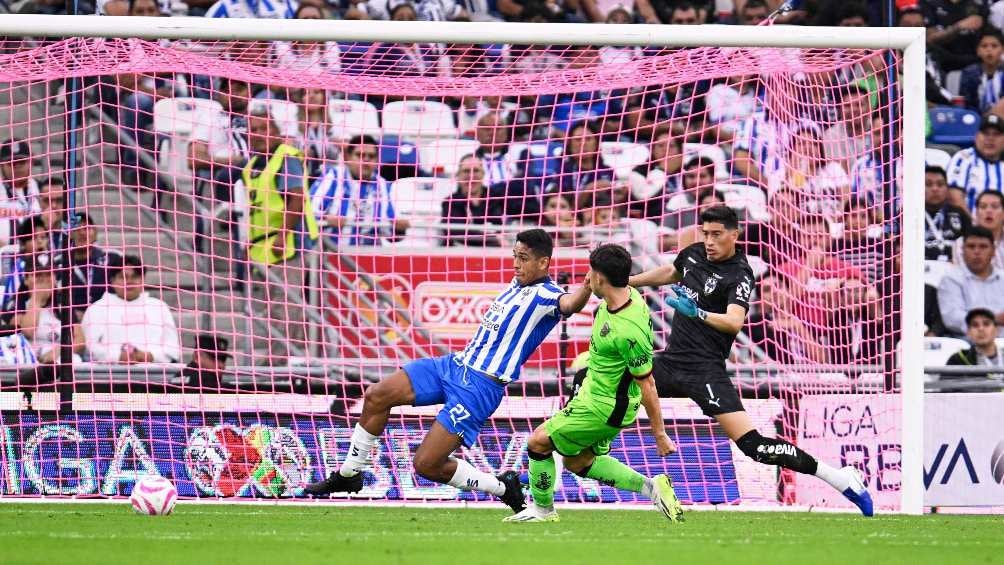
[403,354,505,448]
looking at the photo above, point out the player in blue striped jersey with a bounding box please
[305,229,593,512]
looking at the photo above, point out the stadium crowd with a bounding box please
[0,0,999,390]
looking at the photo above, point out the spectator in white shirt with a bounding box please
[82,254,181,364]
[938,226,1004,337]
[271,4,341,77]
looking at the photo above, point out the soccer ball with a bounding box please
[129,476,178,516]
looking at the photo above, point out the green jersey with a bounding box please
[578,287,654,427]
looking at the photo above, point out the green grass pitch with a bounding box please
[0,503,1000,565]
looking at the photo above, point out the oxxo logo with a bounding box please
[414,282,499,337]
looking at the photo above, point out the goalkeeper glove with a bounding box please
[665,284,703,319]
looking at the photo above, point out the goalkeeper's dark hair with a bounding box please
[516,228,554,259]
[700,204,739,230]
[589,243,632,288]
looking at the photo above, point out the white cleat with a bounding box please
[502,504,560,523]
[840,466,874,517]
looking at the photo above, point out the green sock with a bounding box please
[528,453,557,508]
[584,455,646,493]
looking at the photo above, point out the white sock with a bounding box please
[446,459,506,496]
[640,477,655,500]
[815,461,852,492]
[338,423,379,478]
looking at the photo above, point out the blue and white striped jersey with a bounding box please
[0,333,36,367]
[204,0,297,18]
[946,147,1004,212]
[456,277,565,384]
[733,111,783,179]
[309,163,396,246]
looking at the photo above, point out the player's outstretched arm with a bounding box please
[628,264,681,288]
[558,271,593,316]
[639,375,675,456]
[700,304,747,336]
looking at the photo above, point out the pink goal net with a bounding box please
[0,34,902,509]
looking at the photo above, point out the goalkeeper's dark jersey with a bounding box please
[666,243,755,364]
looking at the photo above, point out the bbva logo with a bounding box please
[924,439,1004,489]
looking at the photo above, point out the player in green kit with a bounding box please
[504,244,684,523]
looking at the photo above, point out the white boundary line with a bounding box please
[0,496,873,515]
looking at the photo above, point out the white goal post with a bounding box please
[0,15,926,515]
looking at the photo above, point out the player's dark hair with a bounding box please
[516,228,554,258]
[589,243,632,288]
[700,204,739,230]
[925,165,947,180]
[965,225,995,245]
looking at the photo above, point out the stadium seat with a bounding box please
[379,135,420,181]
[382,100,458,140]
[719,183,770,222]
[600,141,650,177]
[928,107,980,147]
[925,147,952,171]
[924,259,953,288]
[417,138,480,177]
[924,337,969,367]
[327,99,381,141]
[390,177,455,246]
[153,97,224,180]
[683,143,729,179]
[510,141,563,179]
[247,98,300,137]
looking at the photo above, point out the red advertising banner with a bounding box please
[323,248,597,370]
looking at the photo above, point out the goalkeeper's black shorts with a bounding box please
[652,353,744,417]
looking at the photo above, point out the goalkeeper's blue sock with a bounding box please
[528,450,556,509]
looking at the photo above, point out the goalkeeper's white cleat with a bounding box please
[652,474,685,523]
[840,466,874,517]
[502,504,560,523]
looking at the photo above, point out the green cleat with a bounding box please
[652,474,685,523]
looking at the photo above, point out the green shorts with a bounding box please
[544,397,626,457]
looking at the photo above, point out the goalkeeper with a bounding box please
[505,244,684,523]
[630,205,874,516]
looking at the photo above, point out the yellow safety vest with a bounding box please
[242,144,319,265]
